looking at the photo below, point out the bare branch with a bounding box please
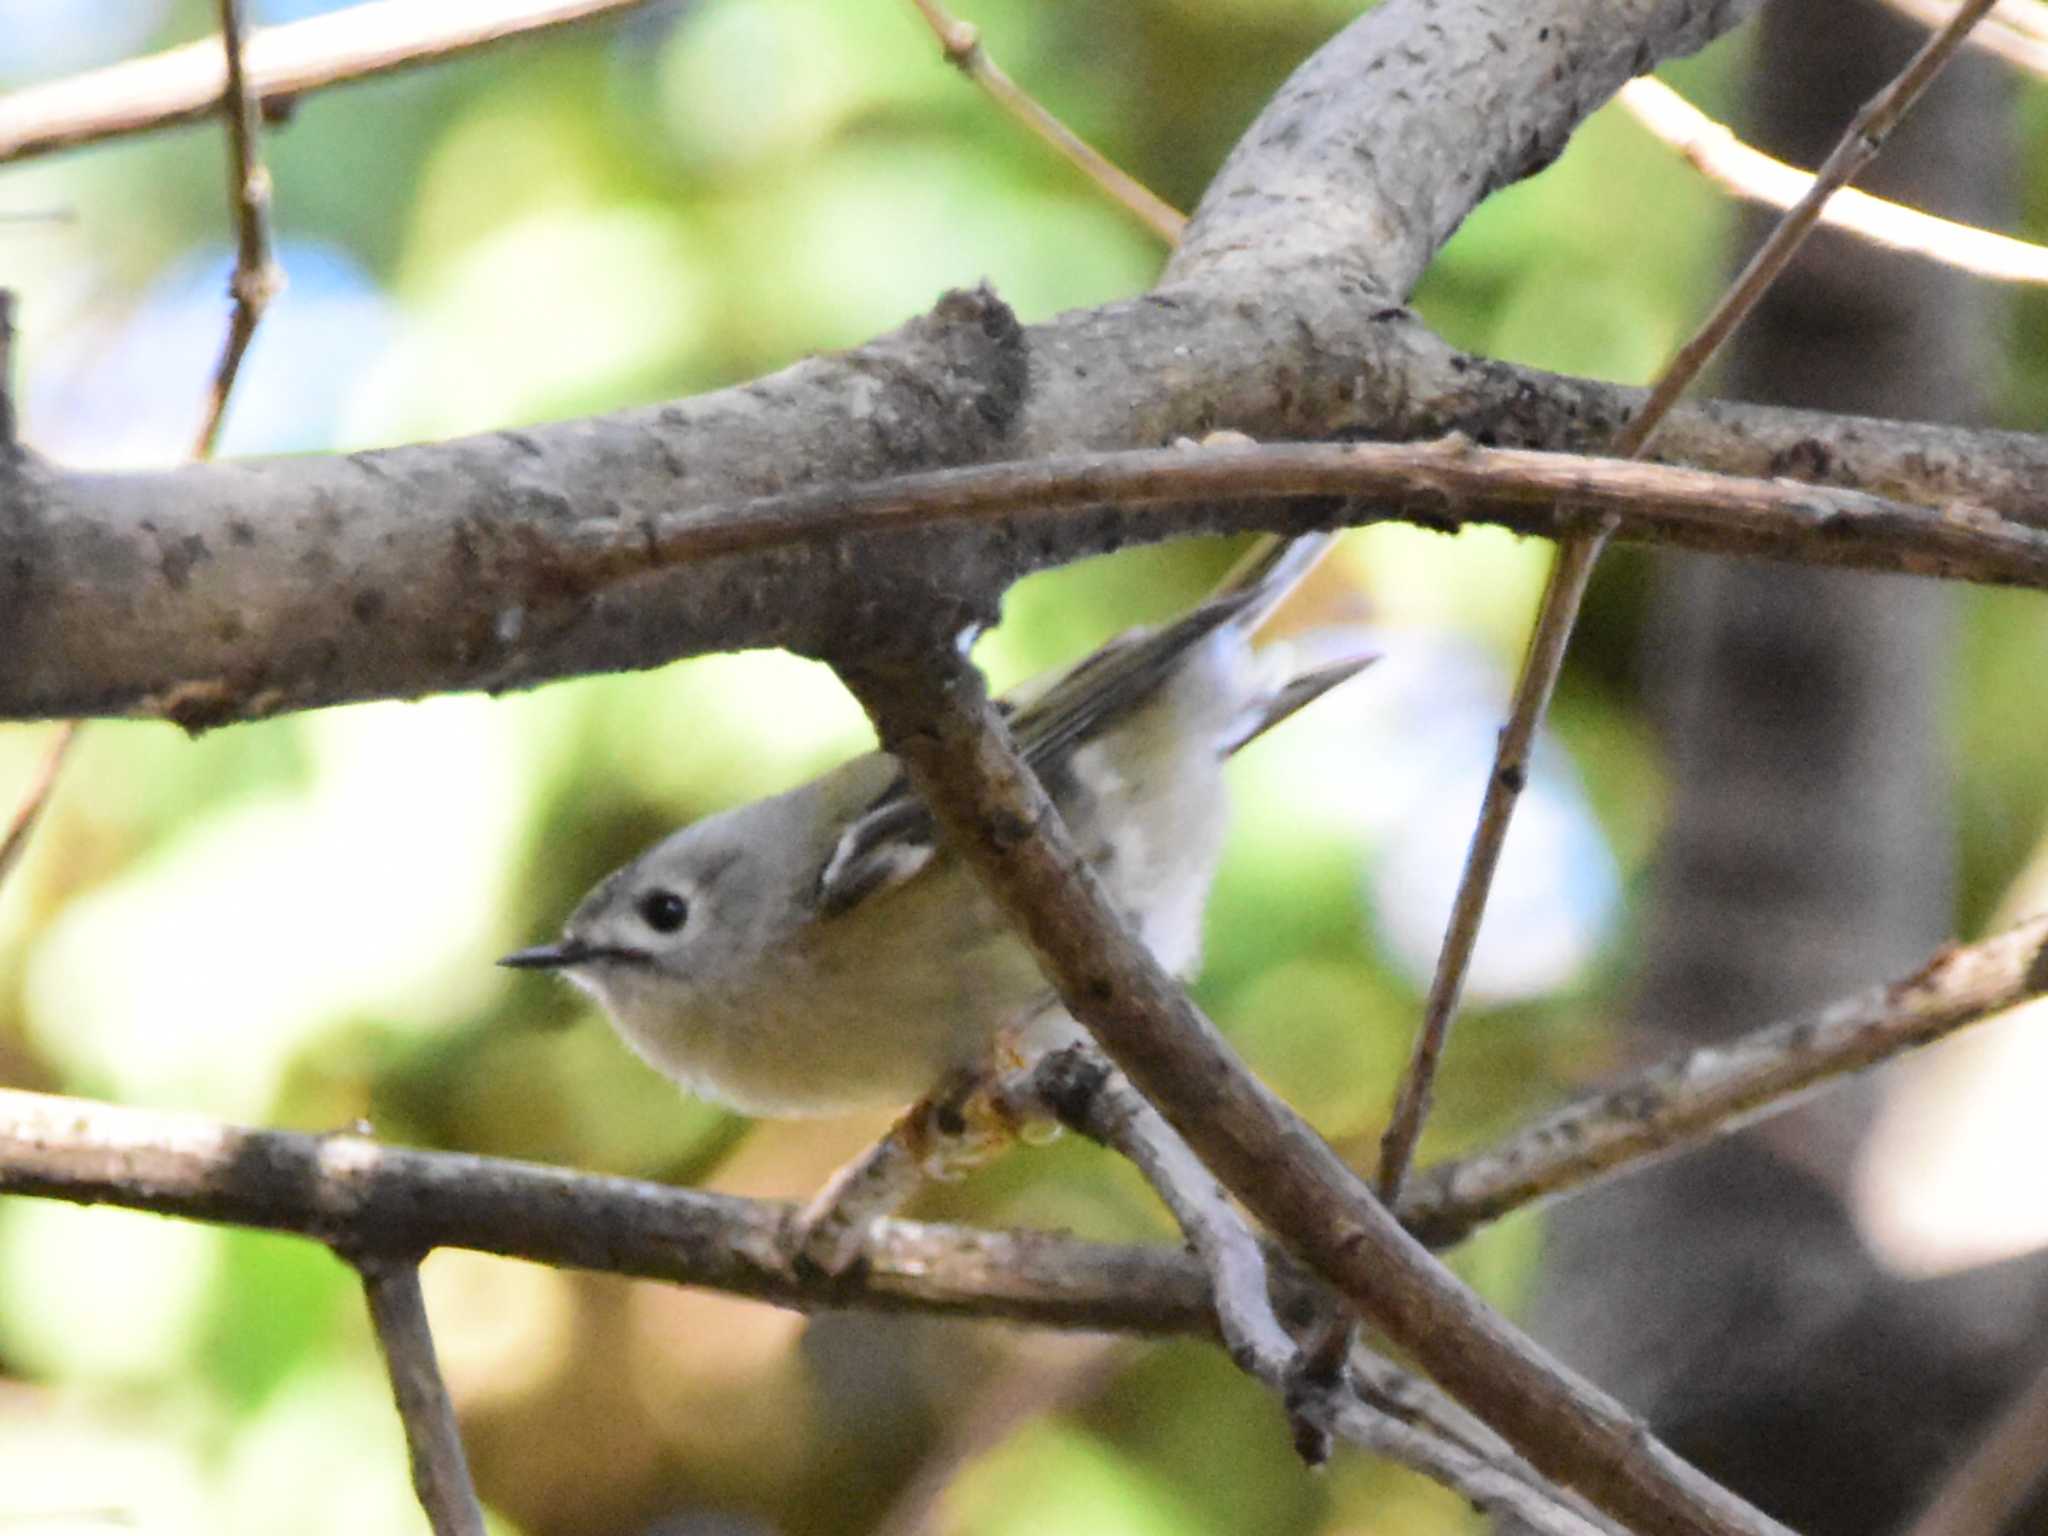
[1379,0,2004,1201]
[901,0,1185,245]
[193,0,284,460]
[12,414,2048,728]
[1617,78,2048,285]
[835,643,1793,1536]
[353,1255,488,1536]
[1019,1048,1300,1384]
[1884,0,2048,75]
[0,722,76,895]
[0,1087,1221,1333]
[1399,913,2048,1247]
[2,897,2036,1321]
[1379,527,1606,1197]
[0,0,655,167]
[1321,1396,1615,1536]
[1024,1048,1625,1522]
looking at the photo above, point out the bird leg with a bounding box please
[787,1060,1048,1276]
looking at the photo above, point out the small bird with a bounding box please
[501,532,1372,1122]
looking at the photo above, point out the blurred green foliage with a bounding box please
[1,2,2045,1534]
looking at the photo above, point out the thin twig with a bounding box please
[1397,912,2048,1246]
[1320,1392,1613,1536]
[0,0,654,166]
[1884,0,2048,75]
[593,438,2048,595]
[194,0,283,459]
[1901,1346,2048,1536]
[1618,79,2048,286]
[1375,0,2005,1202]
[0,724,79,896]
[4,0,287,918]
[1346,1347,1631,1536]
[1379,527,1608,1198]
[353,1255,488,1536]
[1022,1046,1623,1518]
[1018,1048,1299,1381]
[901,0,1186,245]
[837,644,1793,1536]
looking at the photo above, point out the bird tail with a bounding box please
[1207,531,1376,757]
[1220,644,1378,758]
[1208,531,1340,635]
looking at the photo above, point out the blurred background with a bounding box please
[0,1,2045,1533]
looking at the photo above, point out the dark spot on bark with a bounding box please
[351,589,386,624]
[1769,438,1837,482]
[1495,761,1527,793]
[228,519,257,546]
[160,534,210,591]
[933,1102,967,1137]
[1033,1045,1110,1132]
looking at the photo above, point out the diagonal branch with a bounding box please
[1398,912,2048,1247]
[1617,78,2048,285]
[901,0,1185,245]
[834,642,1793,1536]
[1884,0,2048,74]
[193,0,284,460]
[353,1255,489,1536]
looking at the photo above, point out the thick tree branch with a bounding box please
[1167,0,1768,298]
[836,644,1791,1536]
[19,0,1989,732]
[9,410,2048,726]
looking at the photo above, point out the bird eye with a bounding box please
[636,888,690,934]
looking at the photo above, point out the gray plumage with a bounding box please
[503,533,1372,1117]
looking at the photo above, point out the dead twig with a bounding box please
[1399,913,2048,1247]
[1617,79,2048,286]
[194,0,283,458]
[1883,0,2048,75]
[594,438,2048,595]
[353,1254,488,1536]
[901,0,1185,245]
[0,724,79,896]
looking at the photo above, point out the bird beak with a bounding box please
[499,938,593,971]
